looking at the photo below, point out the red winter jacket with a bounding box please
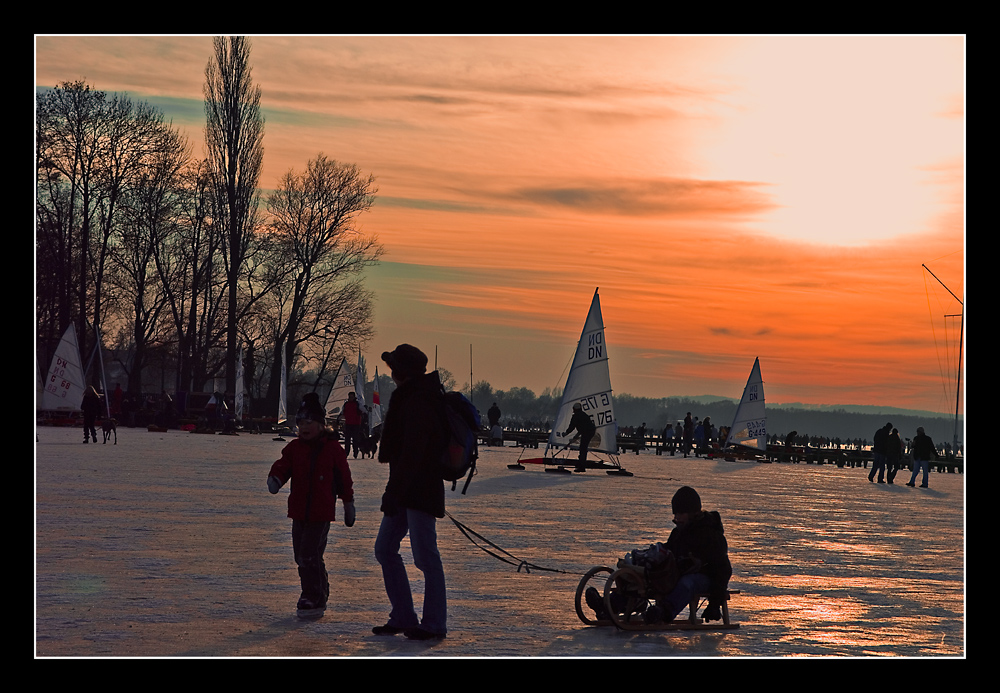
[269,432,354,522]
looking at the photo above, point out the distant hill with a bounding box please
[685,395,957,421]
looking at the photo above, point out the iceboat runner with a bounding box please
[509,288,632,476]
[717,357,767,461]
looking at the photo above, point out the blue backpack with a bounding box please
[439,391,481,494]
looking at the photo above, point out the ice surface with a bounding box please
[35,427,964,657]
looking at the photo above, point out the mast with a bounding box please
[922,264,964,454]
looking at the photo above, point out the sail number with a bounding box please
[579,393,613,425]
[745,419,766,437]
[747,385,759,401]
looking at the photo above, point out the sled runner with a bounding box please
[574,564,740,631]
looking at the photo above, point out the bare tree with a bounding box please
[109,126,191,393]
[36,81,108,367]
[203,35,264,400]
[260,153,382,415]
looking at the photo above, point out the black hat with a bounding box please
[296,392,326,424]
[381,344,428,379]
[671,486,702,514]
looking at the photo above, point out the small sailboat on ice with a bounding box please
[720,357,767,460]
[509,288,632,476]
[273,349,291,440]
[39,324,87,414]
[324,358,355,422]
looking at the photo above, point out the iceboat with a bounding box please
[324,358,354,422]
[38,324,86,414]
[509,288,632,476]
[719,357,767,461]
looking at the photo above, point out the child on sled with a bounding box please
[587,486,732,624]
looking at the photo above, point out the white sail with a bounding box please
[548,288,617,455]
[724,357,767,450]
[235,345,244,421]
[354,351,367,409]
[277,351,287,425]
[40,324,86,411]
[370,365,383,431]
[324,358,354,419]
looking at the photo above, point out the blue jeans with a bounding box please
[869,452,886,481]
[659,572,711,622]
[909,458,931,487]
[375,509,447,634]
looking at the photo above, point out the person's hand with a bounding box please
[267,476,282,494]
[344,501,356,527]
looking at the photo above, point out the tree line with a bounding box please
[36,37,382,417]
[360,373,961,454]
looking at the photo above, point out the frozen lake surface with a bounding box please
[35,427,965,658]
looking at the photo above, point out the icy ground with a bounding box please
[35,427,965,658]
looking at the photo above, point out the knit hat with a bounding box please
[296,392,326,424]
[671,486,702,514]
[381,344,428,379]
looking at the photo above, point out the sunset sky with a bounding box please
[34,35,965,415]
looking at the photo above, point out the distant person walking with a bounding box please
[906,427,939,488]
[683,413,694,457]
[635,422,647,454]
[661,423,675,455]
[373,344,449,640]
[81,386,101,443]
[488,402,503,446]
[488,402,501,428]
[886,427,903,484]
[869,422,892,483]
[338,391,365,459]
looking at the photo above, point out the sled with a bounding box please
[574,565,740,631]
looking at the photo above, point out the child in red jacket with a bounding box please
[268,392,355,614]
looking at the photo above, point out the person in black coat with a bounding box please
[81,386,102,443]
[586,486,733,625]
[662,486,733,621]
[373,344,449,640]
[906,426,939,488]
[564,402,596,471]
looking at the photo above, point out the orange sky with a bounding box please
[34,35,965,415]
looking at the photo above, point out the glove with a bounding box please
[267,476,282,494]
[343,501,356,527]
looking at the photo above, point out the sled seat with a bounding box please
[686,589,740,626]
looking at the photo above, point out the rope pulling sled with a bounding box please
[445,512,740,631]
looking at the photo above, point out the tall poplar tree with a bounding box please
[203,36,264,398]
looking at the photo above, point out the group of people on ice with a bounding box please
[266,342,734,639]
[867,421,941,488]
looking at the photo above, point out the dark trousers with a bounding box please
[83,415,97,441]
[292,520,330,606]
[577,433,594,467]
[345,425,364,457]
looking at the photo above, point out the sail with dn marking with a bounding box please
[549,288,617,455]
[724,357,767,450]
[40,324,86,411]
[324,358,354,420]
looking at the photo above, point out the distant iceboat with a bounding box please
[39,324,86,412]
[509,288,632,476]
[722,357,767,458]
